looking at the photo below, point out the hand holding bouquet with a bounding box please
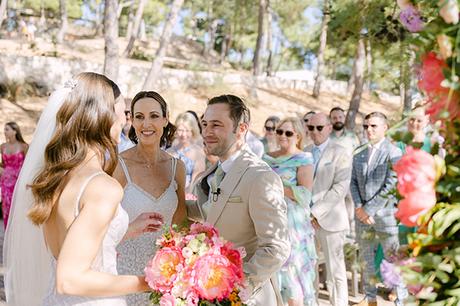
[145,223,247,306]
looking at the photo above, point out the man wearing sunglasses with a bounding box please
[305,113,352,306]
[350,112,406,306]
[187,94,290,306]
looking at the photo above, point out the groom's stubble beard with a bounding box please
[332,122,345,131]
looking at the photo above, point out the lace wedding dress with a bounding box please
[117,157,178,305]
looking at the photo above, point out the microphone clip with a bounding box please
[212,188,221,202]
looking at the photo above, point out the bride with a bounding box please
[3,72,152,305]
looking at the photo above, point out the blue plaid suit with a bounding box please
[350,138,407,303]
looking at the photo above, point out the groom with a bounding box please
[187,94,290,306]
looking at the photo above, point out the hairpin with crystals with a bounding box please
[64,79,78,90]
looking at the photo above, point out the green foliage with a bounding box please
[18,0,84,19]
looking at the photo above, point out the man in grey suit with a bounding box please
[306,113,351,306]
[187,95,290,306]
[351,112,406,306]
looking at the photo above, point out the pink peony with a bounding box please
[185,291,199,306]
[395,190,437,226]
[191,253,241,300]
[417,52,460,120]
[220,242,244,281]
[189,222,219,239]
[394,147,437,196]
[159,293,176,306]
[145,247,184,293]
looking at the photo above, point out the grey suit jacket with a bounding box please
[306,141,352,232]
[350,138,402,232]
[187,149,290,305]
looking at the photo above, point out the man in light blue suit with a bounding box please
[351,112,406,306]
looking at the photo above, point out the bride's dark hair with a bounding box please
[28,72,121,225]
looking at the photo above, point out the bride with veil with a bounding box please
[3,72,151,305]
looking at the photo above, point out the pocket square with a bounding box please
[228,196,243,203]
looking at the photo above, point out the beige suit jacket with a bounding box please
[187,149,290,306]
[307,141,352,232]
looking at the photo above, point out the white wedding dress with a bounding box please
[42,172,129,306]
[116,156,178,305]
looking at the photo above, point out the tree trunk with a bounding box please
[402,50,414,114]
[123,0,147,57]
[207,19,219,57]
[143,0,184,89]
[265,0,273,76]
[312,0,329,98]
[0,0,7,28]
[104,0,119,81]
[125,4,134,39]
[253,0,267,76]
[347,58,356,94]
[56,0,67,43]
[345,36,366,131]
[365,38,372,91]
[203,0,213,55]
[95,1,104,36]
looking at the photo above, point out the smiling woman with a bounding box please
[112,91,188,306]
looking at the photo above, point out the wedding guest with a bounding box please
[397,105,431,154]
[260,116,280,153]
[351,112,407,306]
[0,122,28,228]
[187,94,290,306]
[186,109,202,135]
[118,98,135,153]
[113,91,187,305]
[329,106,360,237]
[167,112,206,191]
[246,130,264,158]
[302,111,316,147]
[263,117,317,306]
[306,113,351,306]
[11,72,150,305]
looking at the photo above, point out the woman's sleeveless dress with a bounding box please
[42,172,129,306]
[0,150,26,228]
[263,152,317,305]
[116,157,178,305]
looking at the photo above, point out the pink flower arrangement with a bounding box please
[145,223,246,306]
[394,147,437,226]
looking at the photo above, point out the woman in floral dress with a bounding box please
[0,122,28,228]
[263,117,317,306]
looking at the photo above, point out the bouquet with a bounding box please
[144,222,247,306]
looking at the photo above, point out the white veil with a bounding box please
[3,85,72,305]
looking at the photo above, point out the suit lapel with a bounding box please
[367,139,388,175]
[313,142,333,182]
[206,151,250,225]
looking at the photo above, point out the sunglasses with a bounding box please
[363,124,378,130]
[264,126,275,132]
[124,110,131,116]
[275,129,295,137]
[307,125,324,132]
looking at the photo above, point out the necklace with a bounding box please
[135,149,157,169]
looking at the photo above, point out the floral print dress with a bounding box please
[263,152,317,305]
[0,150,25,228]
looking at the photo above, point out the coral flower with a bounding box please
[191,254,240,300]
[190,222,219,239]
[393,147,436,196]
[395,190,437,226]
[145,247,184,293]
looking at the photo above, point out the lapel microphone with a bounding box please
[212,188,221,202]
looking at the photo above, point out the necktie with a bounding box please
[211,164,225,197]
[312,146,321,167]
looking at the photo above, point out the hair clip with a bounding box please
[64,79,78,90]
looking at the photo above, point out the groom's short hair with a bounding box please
[208,94,250,130]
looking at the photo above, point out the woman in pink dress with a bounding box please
[0,122,28,228]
